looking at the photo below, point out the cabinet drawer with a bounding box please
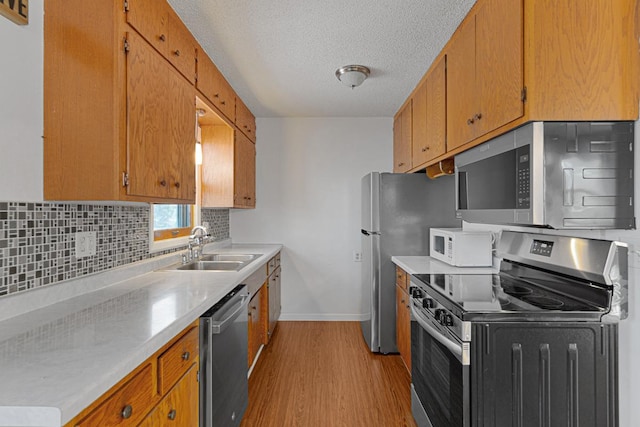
[75,363,156,427]
[395,267,408,291]
[138,365,199,427]
[158,327,199,395]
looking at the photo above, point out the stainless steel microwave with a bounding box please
[455,122,635,229]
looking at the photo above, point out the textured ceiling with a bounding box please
[167,0,476,118]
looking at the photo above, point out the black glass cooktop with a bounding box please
[413,267,609,318]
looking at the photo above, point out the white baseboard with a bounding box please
[278,313,366,321]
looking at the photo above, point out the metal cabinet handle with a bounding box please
[159,34,166,42]
[160,179,167,187]
[168,409,177,420]
[174,182,180,188]
[214,93,220,98]
[121,404,133,419]
[467,118,474,125]
[174,49,180,57]
[475,113,482,120]
[181,351,190,361]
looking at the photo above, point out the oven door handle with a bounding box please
[411,304,464,360]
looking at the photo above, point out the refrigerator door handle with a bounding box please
[361,229,380,236]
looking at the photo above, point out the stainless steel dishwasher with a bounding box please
[200,284,250,427]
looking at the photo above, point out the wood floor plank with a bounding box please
[241,321,417,427]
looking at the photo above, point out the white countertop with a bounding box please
[0,242,281,427]
[391,256,497,275]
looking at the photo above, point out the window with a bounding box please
[153,204,194,241]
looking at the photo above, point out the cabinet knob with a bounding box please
[160,179,167,187]
[168,409,177,421]
[214,93,219,98]
[421,147,428,152]
[221,100,226,105]
[159,34,166,42]
[475,113,482,120]
[174,182,180,188]
[173,49,180,57]
[467,118,474,125]
[398,162,405,167]
[181,351,190,361]
[121,404,133,419]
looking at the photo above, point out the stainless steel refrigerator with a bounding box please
[360,172,460,353]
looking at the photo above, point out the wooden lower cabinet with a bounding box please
[248,285,266,368]
[395,267,411,373]
[66,322,199,427]
[138,365,199,427]
[267,265,282,342]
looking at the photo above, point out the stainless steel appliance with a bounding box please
[200,284,250,427]
[360,172,460,353]
[410,231,627,427]
[455,121,635,229]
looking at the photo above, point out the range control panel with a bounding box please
[530,240,554,257]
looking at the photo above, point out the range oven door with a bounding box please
[411,303,470,427]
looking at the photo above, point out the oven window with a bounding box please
[458,149,518,210]
[412,320,465,427]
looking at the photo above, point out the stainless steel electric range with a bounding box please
[409,231,627,427]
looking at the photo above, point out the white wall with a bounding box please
[463,117,640,427]
[0,1,43,201]
[230,117,392,320]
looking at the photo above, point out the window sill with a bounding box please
[149,235,189,254]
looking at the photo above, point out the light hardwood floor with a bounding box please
[241,321,416,427]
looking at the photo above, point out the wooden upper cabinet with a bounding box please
[126,31,195,202]
[475,0,523,136]
[44,0,196,203]
[447,0,524,150]
[411,81,428,166]
[412,56,447,168]
[236,96,257,142]
[166,12,197,84]
[201,125,256,209]
[525,0,638,120]
[446,17,478,150]
[425,57,447,162]
[126,0,169,57]
[197,51,236,122]
[393,102,412,173]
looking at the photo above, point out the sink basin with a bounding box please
[199,254,260,263]
[176,261,245,271]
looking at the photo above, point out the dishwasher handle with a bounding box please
[210,292,250,334]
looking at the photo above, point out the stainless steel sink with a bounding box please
[176,261,245,271]
[199,254,260,263]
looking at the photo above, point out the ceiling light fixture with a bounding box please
[335,65,370,89]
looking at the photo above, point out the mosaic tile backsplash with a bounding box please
[0,203,229,297]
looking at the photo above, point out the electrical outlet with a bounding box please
[75,231,97,258]
[353,251,362,262]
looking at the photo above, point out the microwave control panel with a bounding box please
[516,146,530,209]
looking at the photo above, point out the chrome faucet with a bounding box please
[186,225,211,262]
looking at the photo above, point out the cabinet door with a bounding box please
[197,53,236,121]
[248,288,263,368]
[411,81,429,166]
[236,97,256,142]
[234,131,256,207]
[167,12,197,84]
[396,285,411,373]
[446,17,478,150]
[138,365,199,427]
[166,65,196,201]
[425,56,447,161]
[475,0,523,137]
[127,32,172,199]
[393,102,412,172]
[267,266,281,341]
[126,0,169,57]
